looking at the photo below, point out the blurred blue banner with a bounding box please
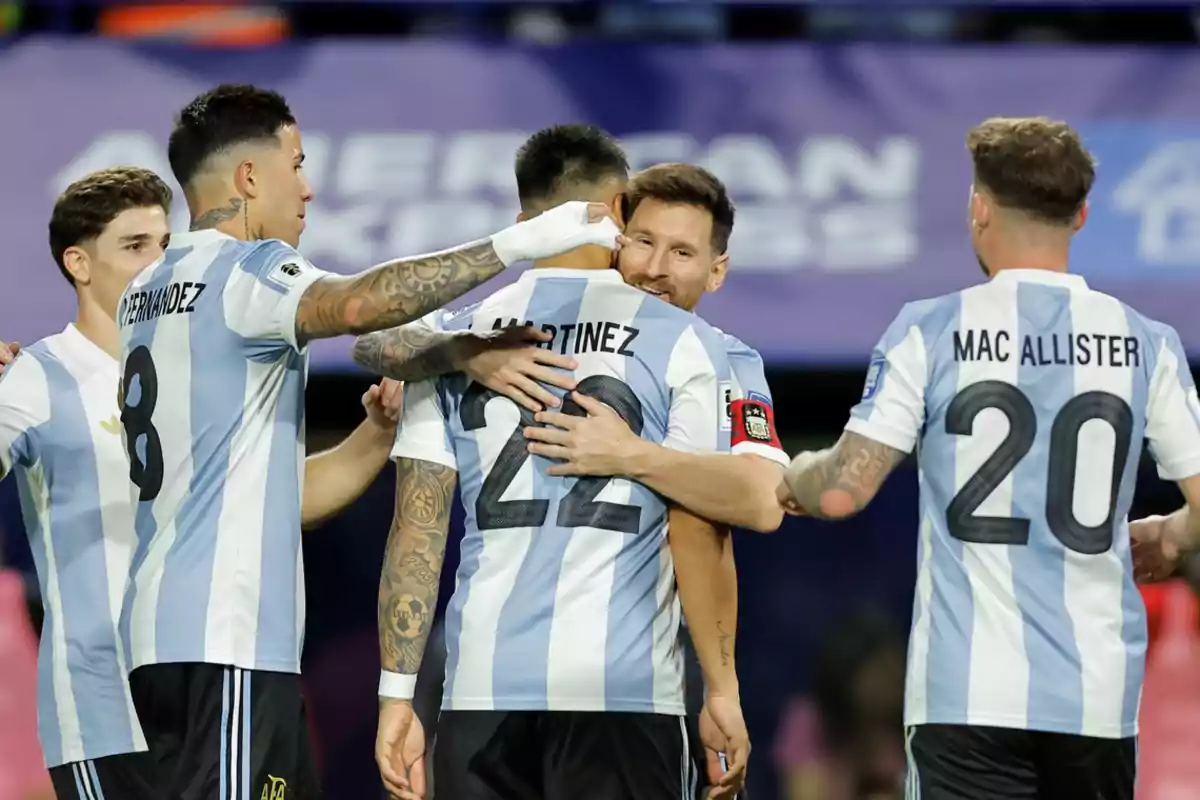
[2,40,1199,367]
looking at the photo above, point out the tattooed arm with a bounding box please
[296,241,507,346]
[777,431,907,520]
[355,322,580,413]
[297,200,621,346]
[379,457,457,675]
[669,506,739,697]
[352,323,463,383]
[776,301,931,520]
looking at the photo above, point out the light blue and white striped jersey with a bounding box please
[719,331,788,468]
[391,267,733,715]
[116,229,332,674]
[0,325,146,767]
[846,269,1200,739]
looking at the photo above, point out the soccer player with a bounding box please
[372,125,745,800]
[0,167,402,800]
[354,161,783,799]
[354,162,788,533]
[524,163,788,530]
[115,85,620,799]
[777,117,1200,800]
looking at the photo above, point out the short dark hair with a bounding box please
[514,124,629,210]
[168,84,296,188]
[624,163,735,254]
[967,116,1096,226]
[48,167,173,285]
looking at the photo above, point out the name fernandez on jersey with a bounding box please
[119,281,207,326]
[952,329,1140,368]
[493,316,640,357]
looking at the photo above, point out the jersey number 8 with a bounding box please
[121,345,165,502]
[461,375,645,534]
[944,380,1134,555]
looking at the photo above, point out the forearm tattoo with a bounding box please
[352,324,461,382]
[379,459,456,673]
[787,431,906,517]
[296,239,505,344]
[717,620,733,667]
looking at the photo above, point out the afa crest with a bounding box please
[741,403,772,442]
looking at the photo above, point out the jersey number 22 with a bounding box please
[461,375,645,534]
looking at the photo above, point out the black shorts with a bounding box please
[906,724,1136,800]
[128,662,320,800]
[435,710,702,800]
[49,752,157,800]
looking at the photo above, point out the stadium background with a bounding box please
[1,2,1200,798]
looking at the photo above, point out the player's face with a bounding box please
[617,199,729,312]
[257,124,313,248]
[82,206,170,317]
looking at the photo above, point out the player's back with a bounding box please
[431,267,729,715]
[885,269,1192,739]
[116,229,316,674]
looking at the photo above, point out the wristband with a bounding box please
[378,670,417,700]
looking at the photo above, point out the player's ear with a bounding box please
[970,190,991,230]
[1072,201,1088,232]
[234,158,259,200]
[706,253,730,293]
[612,192,628,229]
[62,246,91,286]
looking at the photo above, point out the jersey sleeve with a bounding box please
[723,334,787,467]
[0,356,52,479]
[842,303,929,454]
[663,324,731,455]
[1144,325,1200,480]
[223,239,334,353]
[390,378,457,470]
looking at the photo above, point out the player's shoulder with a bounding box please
[872,291,964,352]
[1072,284,1183,350]
[438,300,486,332]
[1111,297,1178,343]
[243,236,301,262]
[712,327,761,361]
[446,281,520,332]
[665,306,731,375]
[0,339,56,406]
[237,237,309,276]
[898,290,964,326]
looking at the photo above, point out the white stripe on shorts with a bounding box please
[72,760,102,800]
[904,726,920,800]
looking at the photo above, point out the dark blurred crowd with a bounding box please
[2,1,1200,43]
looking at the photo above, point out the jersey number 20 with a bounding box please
[460,375,645,534]
[121,345,165,502]
[945,380,1133,555]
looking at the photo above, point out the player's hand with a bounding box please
[0,339,19,375]
[1131,513,1184,583]
[363,379,404,431]
[458,325,578,412]
[775,480,809,517]
[526,390,637,477]
[489,201,627,266]
[700,694,750,799]
[376,699,427,800]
